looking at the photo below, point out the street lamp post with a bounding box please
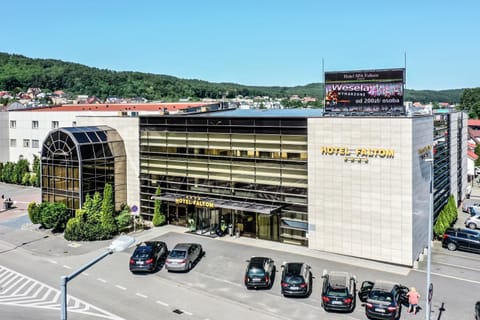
[60,235,135,320]
[424,157,434,320]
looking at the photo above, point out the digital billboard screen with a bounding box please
[324,68,405,113]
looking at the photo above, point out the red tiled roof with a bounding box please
[468,119,480,126]
[16,102,216,112]
[468,150,479,160]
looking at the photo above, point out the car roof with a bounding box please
[372,280,398,291]
[446,227,480,234]
[284,262,304,274]
[172,243,197,250]
[327,271,351,287]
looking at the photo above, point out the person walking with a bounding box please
[407,287,421,315]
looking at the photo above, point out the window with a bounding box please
[10,120,16,128]
[23,139,30,148]
[52,121,59,129]
[32,139,39,148]
[10,139,16,147]
[32,120,39,129]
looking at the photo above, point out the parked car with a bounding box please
[358,280,408,320]
[467,205,480,216]
[321,270,357,312]
[476,301,480,320]
[165,243,203,272]
[280,262,312,297]
[465,215,480,229]
[244,256,275,289]
[129,241,168,273]
[442,227,480,253]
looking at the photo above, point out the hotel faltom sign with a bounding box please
[321,146,395,163]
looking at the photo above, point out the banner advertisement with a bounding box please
[324,69,405,113]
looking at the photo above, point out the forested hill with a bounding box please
[0,52,464,103]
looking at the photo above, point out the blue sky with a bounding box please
[2,0,479,90]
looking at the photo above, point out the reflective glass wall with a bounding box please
[41,126,126,215]
[139,116,309,245]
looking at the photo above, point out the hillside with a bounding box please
[0,52,464,103]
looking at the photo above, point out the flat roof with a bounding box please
[193,108,324,118]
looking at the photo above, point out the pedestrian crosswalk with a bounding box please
[0,265,124,319]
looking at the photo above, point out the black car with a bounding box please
[129,241,168,273]
[358,280,408,320]
[244,256,275,289]
[442,227,480,253]
[280,262,312,297]
[476,301,480,320]
[321,270,357,312]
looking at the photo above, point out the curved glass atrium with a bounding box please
[41,126,126,214]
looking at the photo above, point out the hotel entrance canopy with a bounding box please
[152,193,281,214]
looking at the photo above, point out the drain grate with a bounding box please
[172,309,184,314]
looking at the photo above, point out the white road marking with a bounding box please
[97,278,107,283]
[62,265,72,269]
[47,259,57,264]
[0,265,124,320]
[183,310,193,316]
[135,292,148,298]
[115,285,126,290]
[156,300,169,307]
[415,269,480,284]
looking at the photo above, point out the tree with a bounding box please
[152,186,166,226]
[13,159,30,185]
[100,183,117,235]
[32,155,41,187]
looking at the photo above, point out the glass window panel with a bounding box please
[73,132,90,144]
[80,145,95,159]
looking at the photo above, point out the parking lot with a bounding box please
[1,182,480,319]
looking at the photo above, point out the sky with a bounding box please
[2,0,479,90]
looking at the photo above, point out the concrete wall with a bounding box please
[77,116,140,213]
[307,116,432,266]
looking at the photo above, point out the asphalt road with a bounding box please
[1,182,480,319]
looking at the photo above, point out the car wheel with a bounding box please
[469,223,477,229]
[447,242,457,251]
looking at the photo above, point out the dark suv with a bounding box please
[442,228,480,253]
[358,280,408,320]
[280,262,312,297]
[244,257,275,289]
[321,270,357,312]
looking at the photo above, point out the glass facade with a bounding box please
[139,115,310,246]
[41,126,127,215]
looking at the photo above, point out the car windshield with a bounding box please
[284,275,304,284]
[369,290,393,302]
[169,250,186,258]
[326,286,348,297]
[248,268,265,276]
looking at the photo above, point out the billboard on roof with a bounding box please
[324,68,405,113]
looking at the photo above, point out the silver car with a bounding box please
[165,243,203,272]
[465,215,480,229]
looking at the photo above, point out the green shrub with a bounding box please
[152,186,165,227]
[40,202,69,231]
[152,212,166,226]
[21,172,30,186]
[27,202,41,224]
[115,211,132,232]
[64,218,82,241]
